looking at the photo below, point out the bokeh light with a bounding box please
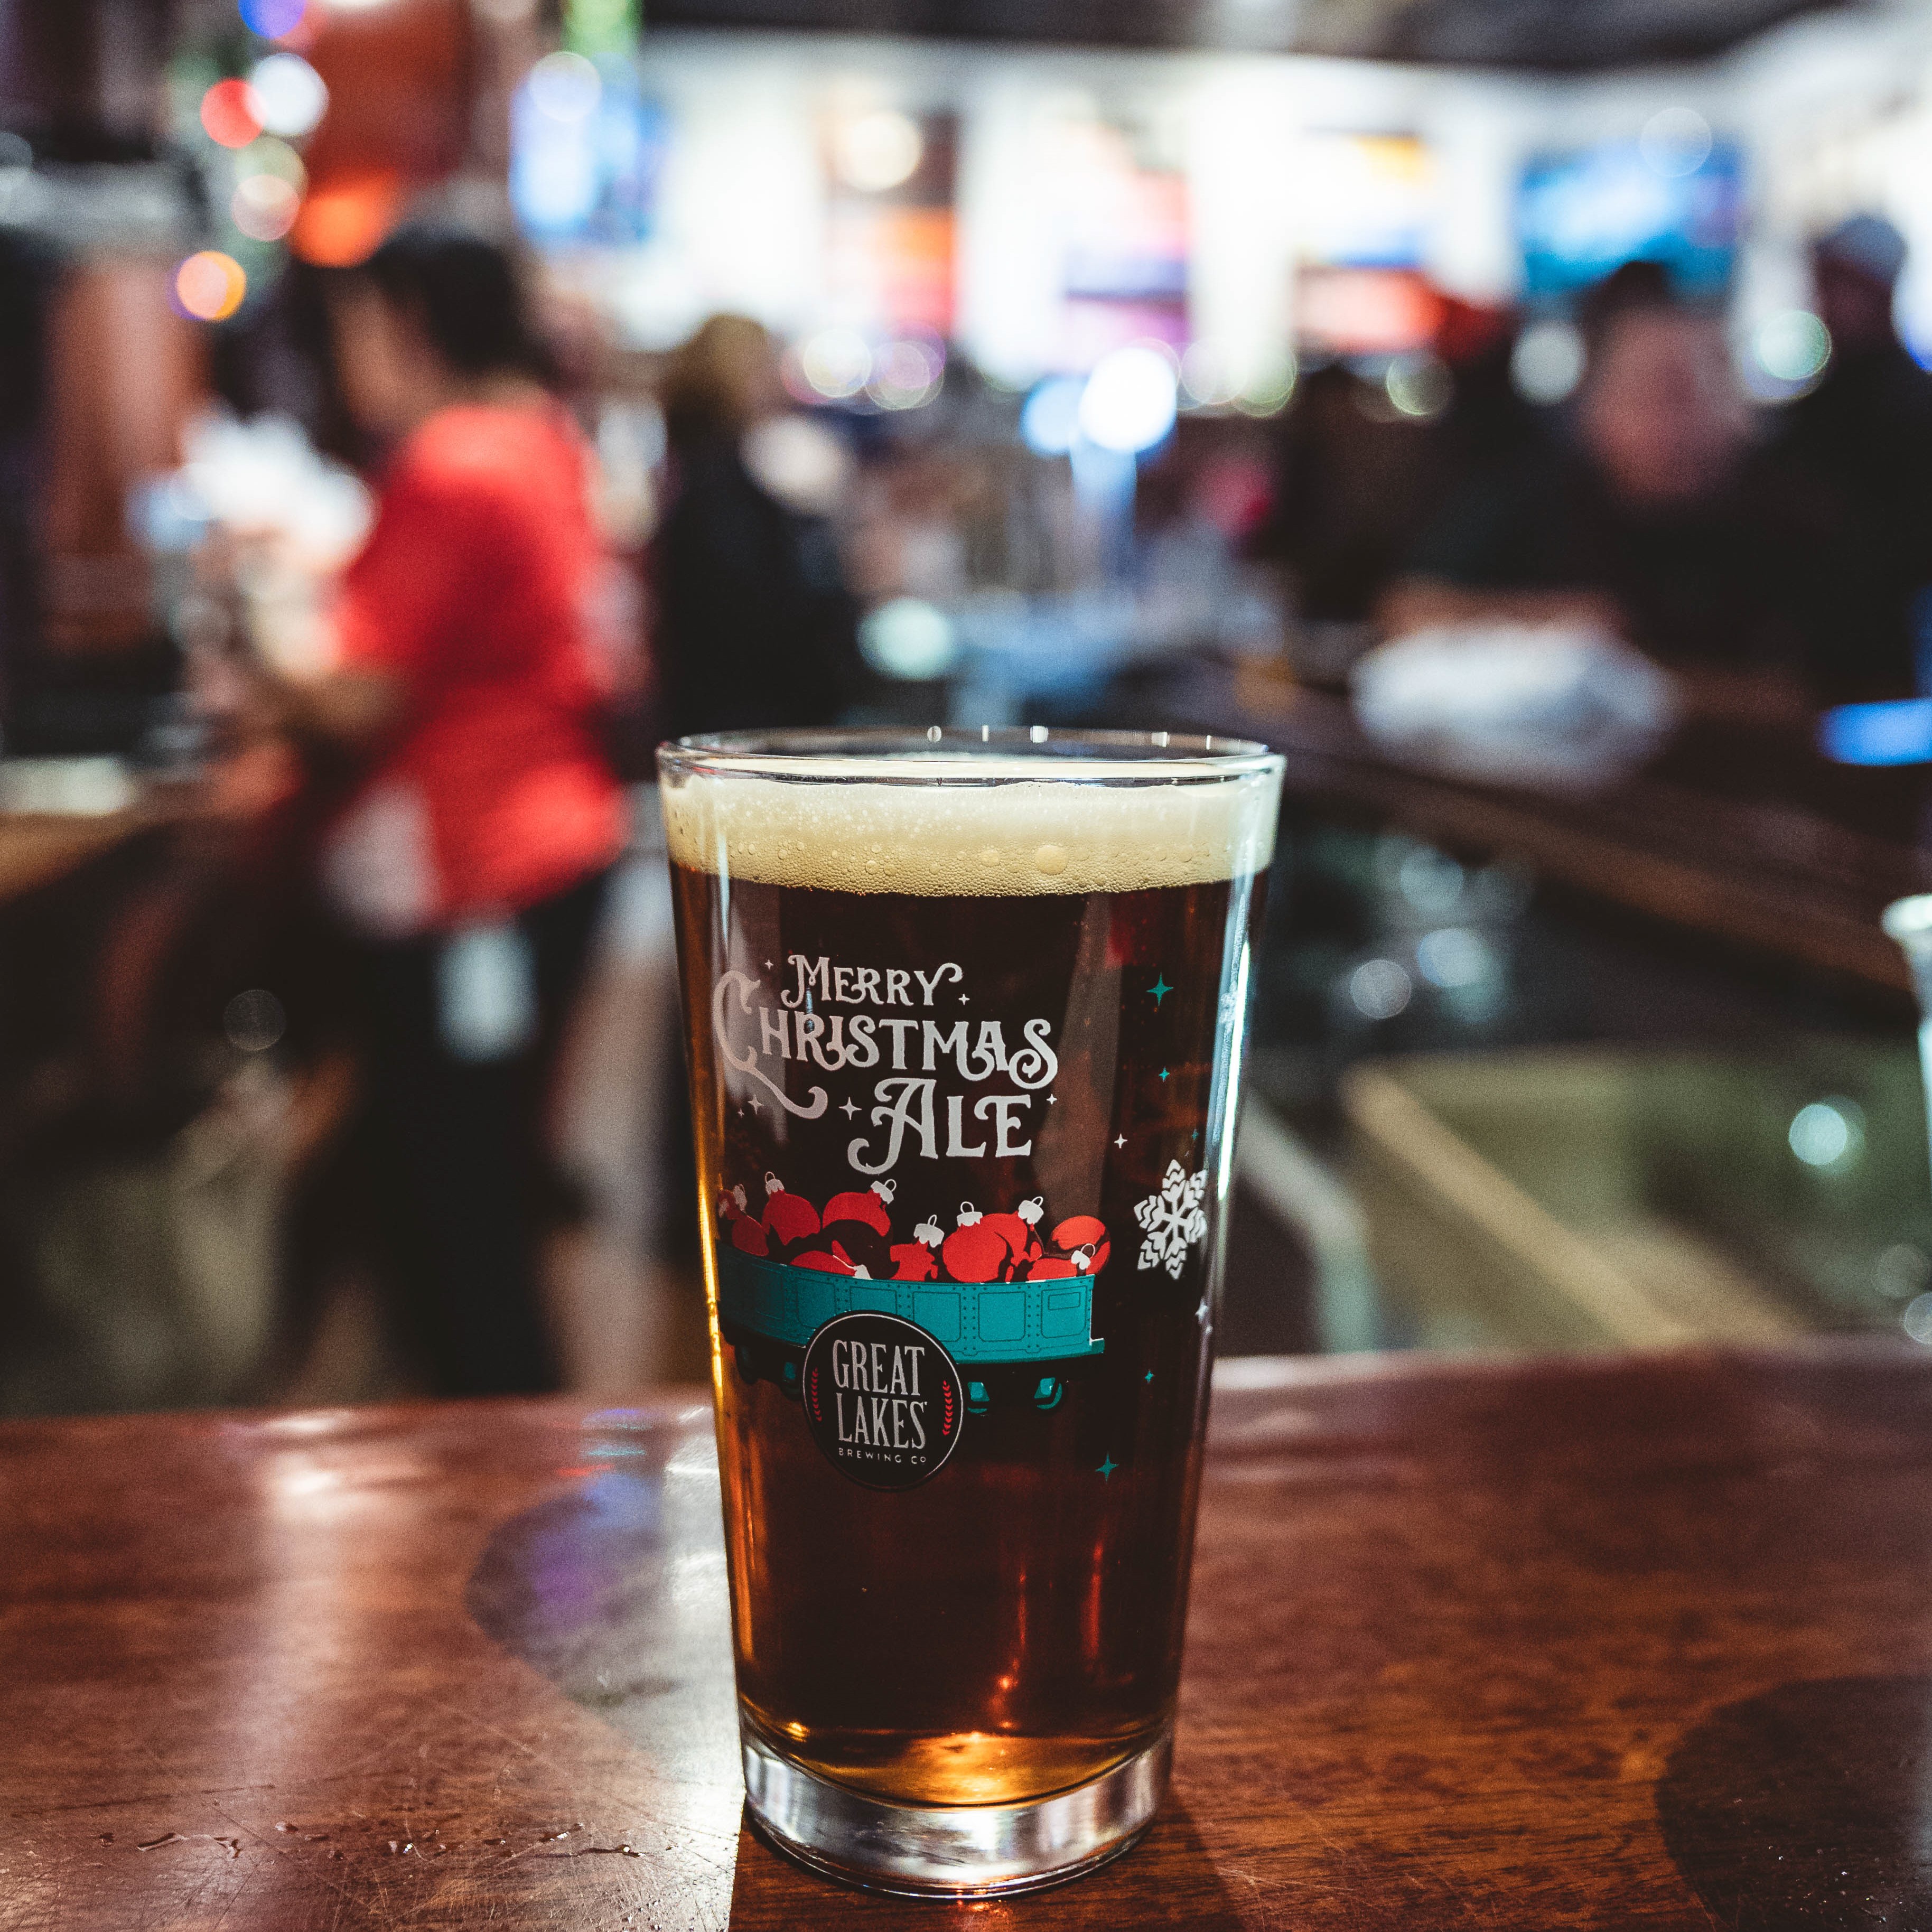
[248,54,328,137]
[1233,349,1298,417]
[1639,106,1713,179]
[1179,342,1239,408]
[1512,320,1585,403]
[1754,309,1832,385]
[528,52,602,124]
[201,78,264,149]
[867,338,943,410]
[1788,1098,1863,1169]
[796,328,872,401]
[239,0,307,36]
[231,173,302,241]
[1347,958,1413,1021]
[860,599,957,680]
[834,111,923,193]
[175,251,248,322]
[1020,376,1085,456]
[1078,342,1179,454]
[1384,351,1453,419]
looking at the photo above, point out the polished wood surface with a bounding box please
[1202,677,1932,1000]
[8,1344,1932,1927]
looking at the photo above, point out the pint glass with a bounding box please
[659,728,1284,1894]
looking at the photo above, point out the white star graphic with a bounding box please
[959,993,969,1004]
[749,1096,763,1113]
[839,1096,858,1119]
[1046,1094,1056,1105]
[1195,1296,1211,1324]
[1114,1134,1127,1149]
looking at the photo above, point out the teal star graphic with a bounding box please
[1096,1453,1119,1481]
[1159,1067,1170,1082]
[1144,1370,1155,1382]
[1149,974,1173,1007]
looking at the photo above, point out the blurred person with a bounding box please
[1382,262,1814,724]
[653,315,860,738]
[1250,297,1542,634]
[254,224,626,1396]
[1765,216,1932,699]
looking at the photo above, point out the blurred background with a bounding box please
[8,0,1932,1413]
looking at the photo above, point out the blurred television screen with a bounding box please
[1518,139,1742,298]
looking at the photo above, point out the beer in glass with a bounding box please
[659,728,1283,1893]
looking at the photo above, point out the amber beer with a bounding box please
[660,730,1282,1894]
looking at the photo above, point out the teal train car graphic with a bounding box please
[716,1247,1104,1412]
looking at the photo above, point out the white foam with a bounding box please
[662,764,1280,896]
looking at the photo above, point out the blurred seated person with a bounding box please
[1252,297,1543,628]
[1765,216,1932,700]
[1381,262,1814,726]
[254,224,626,1396]
[654,315,860,739]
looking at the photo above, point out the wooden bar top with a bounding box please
[7,1343,1932,1928]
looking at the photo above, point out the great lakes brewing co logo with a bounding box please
[801,1311,964,1491]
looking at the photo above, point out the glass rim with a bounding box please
[656,725,1283,785]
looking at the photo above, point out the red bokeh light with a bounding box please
[200,78,263,150]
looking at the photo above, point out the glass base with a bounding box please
[740,1722,1171,1897]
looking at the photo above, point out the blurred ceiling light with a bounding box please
[835,110,923,194]
[528,51,602,124]
[1179,342,1239,408]
[1020,375,1085,456]
[239,0,307,35]
[175,250,248,322]
[201,78,264,149]
[1078,342,1178,454]
[1638,107,1712,179]
[1754,309,1831,385]
[232,172,302,240]
[248,53,328,137]
[867,338,944,410]
[860,598,957,680]
[1511,319,1584,404]
[1384,351,1452,420]
[1233,349,1298,418]
[797,327,872,400]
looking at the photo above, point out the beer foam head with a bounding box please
[660,742,1282,896]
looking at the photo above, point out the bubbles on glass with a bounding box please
[1787,1098,1864,1170]
[1348,959,1413,1021]
[1512,320,1585,405]
[1639,107,1713,179]
[225,988,287,1053]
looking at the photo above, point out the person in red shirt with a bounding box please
[261,226,626,1395]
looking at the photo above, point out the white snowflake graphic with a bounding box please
[1134,1161,1208,1278]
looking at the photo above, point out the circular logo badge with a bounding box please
[801,1312,964,1491]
